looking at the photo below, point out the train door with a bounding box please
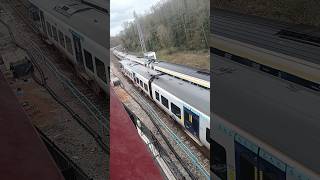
[72,34,84,69]
[133,73,138,84]
[183,107,199,138]
[235,142,258,180]
[133,72,136,82]
[235,142,286,180]
[258,157,286,180]
[39,10,47,36]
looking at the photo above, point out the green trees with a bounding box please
[118,0,209,53]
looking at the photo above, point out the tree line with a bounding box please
[118,0,209,53]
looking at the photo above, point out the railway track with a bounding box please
[111,56,210,179]
[0,5,108,179]
[4,0,209,178]
[0,0,110,158]
[5,0,109,132]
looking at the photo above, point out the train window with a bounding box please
[58,31,65,48]
[225,52,232,59]
[39,11,46,35]
[212,140,227,180]
[52,26,58,41]
[95,58,107,83]
[251,61,260,70]
[65,36,73,55]
[139,80,143,87]
[281,71,320,91]
[155,91,159,101]
[231,54,252,67]
[260,64,279,77]
[84,49,94,72]
[108,67,110,80]
[161,96,169,109]
[212,47,319,92]
[144,83,148,91]
[211,47,225,57]
[261,171,279,180]
[46,22,52,37]
[170,103,181,119]
[239,154,255,180]
[206,128,210,143]
[30,4,40,21]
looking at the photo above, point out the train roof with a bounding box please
[121,60,161,80]
[0,72,64,180]
[153,74,210,117]
[212,8,320,66]
[131,65,162,80]
[110,88,163,179]
[82,0,108,12]
[127,54,149,64]
[154,61,210,82]
[119,59,137,66]
[30,0,108,49]
[212,54,320,174]
[121,60,210,116]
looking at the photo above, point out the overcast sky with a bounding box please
[110,0,162,36]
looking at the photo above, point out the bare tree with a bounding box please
[119,0,210,52]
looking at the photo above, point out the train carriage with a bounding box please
[119,60,137,81]
[211,8,320,92]
[210,8,320,180]
[120,60,161,96]
[152,61,210,89]
[130,64,160,95]
[114,51,126,59]
[113,49,211,89]
[120,60,210,149]
[211,53,320,180]
[128,54,149,66]
[28,0,109,93]
[151,74,210,149]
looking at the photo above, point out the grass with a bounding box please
[156,49,209,70]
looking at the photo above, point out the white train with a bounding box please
[28,0,109,93]
[211,9,320,91]
[119,59,210,149]
[211,54,320,180]
[113,49,210,89]
[211,9,320,180]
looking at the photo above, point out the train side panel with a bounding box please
[151,82,185,126]
[151,82,210,149]
[211,115,319,180]
[29,1,108,93]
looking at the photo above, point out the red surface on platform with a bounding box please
[0,73,64,180]
[110,87,163,180]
